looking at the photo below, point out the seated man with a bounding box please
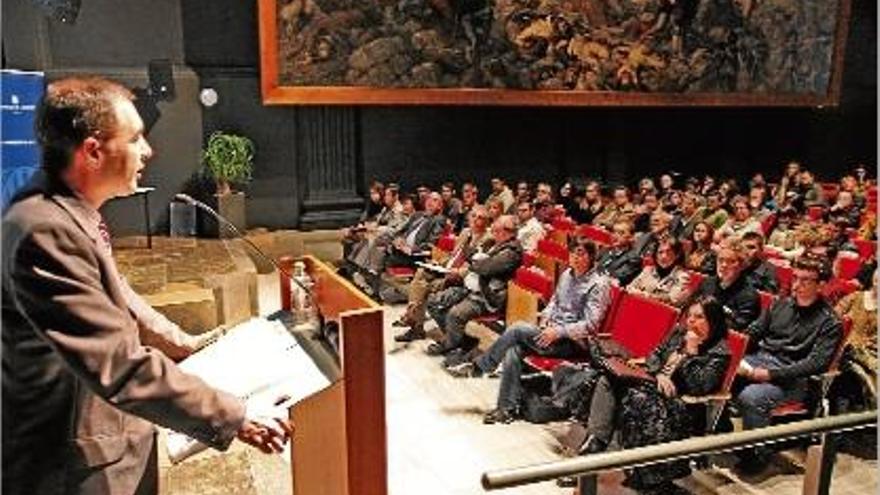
[632,210,672,259]
[515,200,545,252]
[741,231,779,293]
[348,192,445,287]
[735,256,843,471]
[447,238,613,425]
[594,185,635,231]
[393,205,492,342]
[425,215,522,357]
[695,237,761,331]
[342,183,406,262]
[595,219,643,286]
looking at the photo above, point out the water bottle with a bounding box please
[291,261,317,327]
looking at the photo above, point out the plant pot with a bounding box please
[200,191,246,238]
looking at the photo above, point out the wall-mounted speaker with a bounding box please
[35,0,81,24]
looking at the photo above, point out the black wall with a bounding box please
[4,0,876,232]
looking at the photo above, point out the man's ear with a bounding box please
[79,137,102,170]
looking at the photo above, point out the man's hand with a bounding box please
[656,374,677,398]
[749,367,772,383]
[237,406,295,454]
[534,326,561,348]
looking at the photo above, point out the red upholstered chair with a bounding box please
[771,316,853,419]
[820,183,839,204]
[852,238,877,262]
[685,271,706,295]
[772,262,794,295]
[807,206,825,222]
[682,330,750,433]
[549,217,576,246]
[835,253,861,281]
[534,238,569,286]
[760,213,777,237]
[521,251,537,268]
[515,266,554,302]
[577,224,613,247]
[608,291,680,358]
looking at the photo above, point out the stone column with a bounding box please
[297,107,364,229]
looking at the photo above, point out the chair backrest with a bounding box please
[608,291,680,358]
[760,213,777,237]
[506,281,540,326]
[685,271,706,294]
[835,253,861,280]
[852,238,876,262]
[577,224,613,246]
[599,284,624,335]
[828,316,854,373]
[548,217,576,246]
[773,263,793,294]
[514,266,554,302]
[807,206,825,222]
[436,233,456,253]
[521,251,537,268]
[820,183,839,203]
[719,330,750,395]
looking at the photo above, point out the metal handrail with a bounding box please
[482,410,877,490]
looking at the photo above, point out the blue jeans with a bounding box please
[736,352,808,430]
[477,321,585,413]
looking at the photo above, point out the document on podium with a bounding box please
[165,317,330,464]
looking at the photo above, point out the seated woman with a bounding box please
[575,296,730,493]
[684,221,716,275]
[835,267,878,410]
[628,237,694,307]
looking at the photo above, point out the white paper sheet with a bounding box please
[165,317,330,463]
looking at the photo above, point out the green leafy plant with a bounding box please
[201,131,254,195]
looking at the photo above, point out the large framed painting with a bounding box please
[258,0,851,106]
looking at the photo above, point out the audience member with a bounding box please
[578,297,729,492]
[515,200,545,252]
[703,191,729,229]
[394,206,492,342]
[741,232,779,293]
[572,180,605,225]
[448,238,612,427]
[695,237,761,330]
[456,182,480,232]
[594,186,635,230]
[835,268,878,408]
[595,220,643,286]
[735,256,842,471]
[425,215,522,357]
[632,210,671,259]
[684,221,717,275]
[715,195,761,242]
[675,192,706,241]
[489,177,516,213]
[440,182,464,230]
[628,237,694,307]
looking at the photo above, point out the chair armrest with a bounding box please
[680,393,731,404]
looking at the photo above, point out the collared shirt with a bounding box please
[541,267,612,343]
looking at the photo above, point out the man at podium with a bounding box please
[2,76,293,495]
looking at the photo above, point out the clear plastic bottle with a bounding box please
[291,261,317,327]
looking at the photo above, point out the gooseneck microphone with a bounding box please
[173,193,319,313]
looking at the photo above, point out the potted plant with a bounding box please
[200,131,254,237]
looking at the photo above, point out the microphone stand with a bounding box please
[174,194,324,331]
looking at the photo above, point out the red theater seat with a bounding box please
[608,291,680,358]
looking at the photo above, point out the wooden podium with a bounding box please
[279,255,387,495]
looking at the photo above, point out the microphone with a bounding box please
[173,193,320,320]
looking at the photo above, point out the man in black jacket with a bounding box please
[735,256,842,469]
[425,215,522,356]
[741,232,779,293]
[695,237,761,331]
[595,220,643,286]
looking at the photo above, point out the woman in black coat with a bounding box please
[618,295,731,492]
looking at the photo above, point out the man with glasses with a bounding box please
[572,180,605,225]
[734,256,843,472]
[695,237,761,330]
[447,238,612,426]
